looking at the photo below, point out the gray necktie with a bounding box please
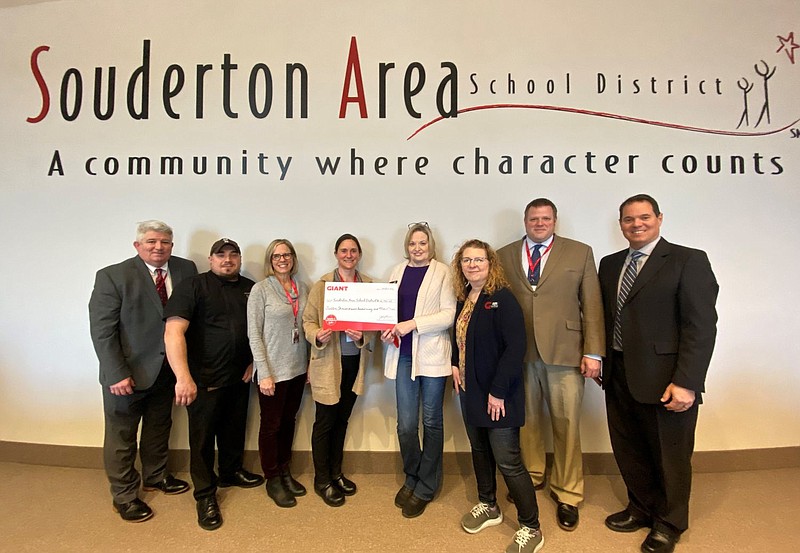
[613,251,644,350]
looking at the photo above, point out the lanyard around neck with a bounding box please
[336,269,359,283]
[525,238,554,276]
[281,278,299,320]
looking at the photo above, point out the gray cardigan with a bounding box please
[247,276,309,383]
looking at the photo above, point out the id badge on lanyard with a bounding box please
[283,279,300,344]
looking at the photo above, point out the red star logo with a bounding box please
[776,32,799,64]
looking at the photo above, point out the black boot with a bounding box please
[332,474,357,496]
[280,471,307,497]
[314,482,345,507]
[266,477,297,508]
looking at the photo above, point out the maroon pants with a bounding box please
[257,372,307,478]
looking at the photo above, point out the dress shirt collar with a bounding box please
[143,260,169,275]
[525,234,555,250]
[628,236,660,258]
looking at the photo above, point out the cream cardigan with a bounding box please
[383,259,456,380]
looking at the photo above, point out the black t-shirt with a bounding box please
[164,271,255,387]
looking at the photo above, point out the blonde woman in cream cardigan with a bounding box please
[380,222,456,519]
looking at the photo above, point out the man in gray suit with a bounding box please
[89,220,197,522]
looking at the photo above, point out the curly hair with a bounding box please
[450,239,509,301]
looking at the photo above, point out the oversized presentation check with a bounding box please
[322,282,398,331]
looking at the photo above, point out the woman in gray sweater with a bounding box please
[247,239,309,508]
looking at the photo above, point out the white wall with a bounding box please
[1,0,799,453]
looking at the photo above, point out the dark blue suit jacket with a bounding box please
[451,287,527,428]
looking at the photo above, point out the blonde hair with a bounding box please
[263,239,298,278]
[403,223,437,261]
[450,239,509,301]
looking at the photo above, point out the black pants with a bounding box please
[102,364,175,503]
[459,393,540,529]
[311,354,359,487]
[606,351,698,537]
[187,380,251,499]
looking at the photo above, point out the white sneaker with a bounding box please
[461,502,503,534]
[505,525,544,553]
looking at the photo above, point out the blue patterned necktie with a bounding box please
[613,251,644,350]
[527,244,543,286]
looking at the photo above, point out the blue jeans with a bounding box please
[459,393,540,529]
[395,355,446,501]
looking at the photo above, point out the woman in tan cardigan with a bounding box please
[302,233,374,507]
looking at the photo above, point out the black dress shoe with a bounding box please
[332,474,357,496]
[113,498,153,523]
[280,471,307,497]
[314,482,345,507]
[219,469,265,489]
[556,502,579,531]
[143,474,190,495]
[605,509,652,533]
[402,494,430,518]
[196,496,223,531]
[641,529,678,553]
[266,476,297,508]
[394,485,414,508]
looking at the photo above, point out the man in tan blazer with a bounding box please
[498,198,604,531]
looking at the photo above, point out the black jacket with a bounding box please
[451,287,527,428]
[599,238,718,403]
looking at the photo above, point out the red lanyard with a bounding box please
[336,269,359,283]
[525,238,554,276]
[282,278,299,320]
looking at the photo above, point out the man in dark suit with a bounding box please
[89,220,197,522]
[498,198,604,531]
[598,195,718,553]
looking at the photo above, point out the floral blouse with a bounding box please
[455,297,476,391]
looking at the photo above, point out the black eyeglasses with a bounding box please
[271,253,294,261]
[408,221,429,228]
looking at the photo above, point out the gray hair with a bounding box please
[136,220,173,242]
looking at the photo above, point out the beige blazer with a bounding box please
[302,270,374,405]
[498,235,604,367]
